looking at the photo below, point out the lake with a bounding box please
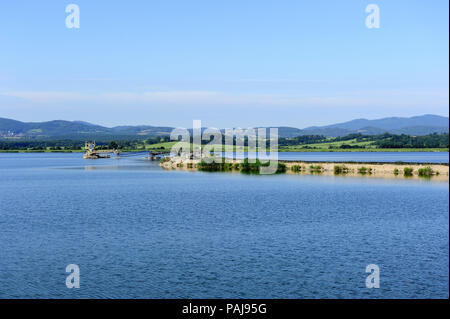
[0,153,448,298]
[221,151,449,163]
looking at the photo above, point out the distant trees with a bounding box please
[373,133,449,148]
[108,141,119,149]
[0,140,85,151]
[279,135,326,146]
[0,132,448,151]
[339,144,362,149]
[278,132,449,149]
[145,136,170,145]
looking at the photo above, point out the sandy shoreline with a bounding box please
[160,157,449,181]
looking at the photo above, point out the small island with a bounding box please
[160,156,449,181]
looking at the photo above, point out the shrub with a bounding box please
[291,165,302,172]
[393,168,399,175]
[197,159,229,172]
[223,162,233,171]
[240,158,262,173]
[309,165,323,173]
[240,158,286,174]
[403,167,414,176]
[277,163,287,173]
[418,166,433,177]
[358,167,372,175]
[159,156,171,164]
[334,165,349,174]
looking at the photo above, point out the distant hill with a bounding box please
[269,114,449,137]
[0,114,448,139]
[0,118,173,140]
[307,114,448,131]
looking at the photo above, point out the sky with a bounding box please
[0,0,448,128]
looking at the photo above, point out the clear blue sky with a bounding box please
[0,0,448,128]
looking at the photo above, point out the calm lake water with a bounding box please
[224,151,449,163]
[0,153,448,298]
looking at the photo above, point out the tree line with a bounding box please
[0,132,448,151]
[278,132,449,149]
[0,136,172,151]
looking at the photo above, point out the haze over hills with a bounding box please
[0,117,174,140]
[279,114,449,137]
[0,114,448,140]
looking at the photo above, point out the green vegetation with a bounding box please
[0,136,175,153]
[417,166,434,177]
[280,147,449,152]
[1,132,448,153]
[167,157,447,179]
[159,157,171,164]
[374,133,449,149]
[240,158,286,174]
[334,165,350,174]
[198,158,285,174]
[291,165,305,172]
[309,165,323,173]
[403,167,414,176]
[358,167,372,175]
[108,141,119,150]
[197,160,234,172]
[278,132,449,152]
[277,163,287,173]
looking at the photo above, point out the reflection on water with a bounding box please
[0,153,448,298]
